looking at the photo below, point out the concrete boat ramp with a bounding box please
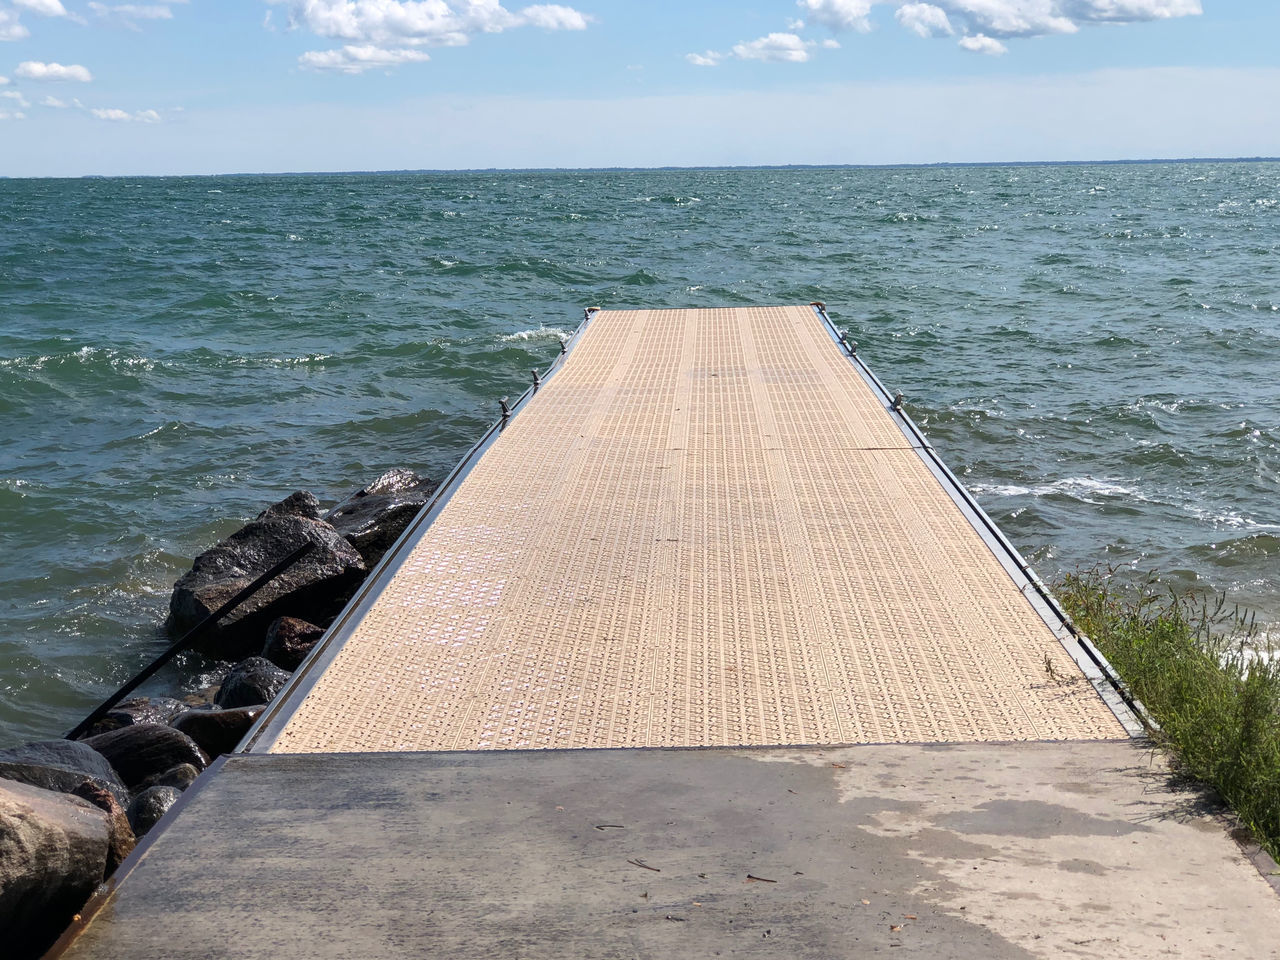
[50,306,1280,958]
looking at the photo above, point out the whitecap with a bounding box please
[500,326,571,343]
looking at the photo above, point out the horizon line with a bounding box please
[3,156,1278,181]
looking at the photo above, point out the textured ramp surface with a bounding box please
[270,306,1124,752]
[52,744,1280,960]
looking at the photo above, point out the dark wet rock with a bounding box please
[326,468,438,568]
[258,490,323,522]
[135,762,201,794]
[0,738,129,809]
[215,657,290,710]
[172,706,265,757]
[0,779,109,960]
[83,695,188,736]
[166,493,366,660]
[126,785,181,838]
[81,725,208,791]
[262,616,324,671]
[71,781,136,873]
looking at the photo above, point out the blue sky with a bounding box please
[0,1,1277,176]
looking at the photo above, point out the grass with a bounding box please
[1057,569,1280,861]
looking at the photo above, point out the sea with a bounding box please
[1,162,1277,747]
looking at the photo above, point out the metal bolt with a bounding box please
[891,391,905,412]
[499,397,511,419]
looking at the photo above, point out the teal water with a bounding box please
[2,163,1278,746]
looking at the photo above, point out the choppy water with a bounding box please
[2,163,1278,746]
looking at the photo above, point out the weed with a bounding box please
[1057,568,1280,860]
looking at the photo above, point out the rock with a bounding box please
[71,781,136,873]
[258,490,323,521]
[214,658,290,710]
[172,706,265,757]
[135,762,201,794]
[82,695,188,737]
[0,779,110,960]
[262,616,324,671]
[0,739,130,809]
[81,725,208,791]
[166,493,366,660]
[326,468,438,568]
[125,786,181,838]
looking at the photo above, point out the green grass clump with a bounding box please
[1057,570,1280,860]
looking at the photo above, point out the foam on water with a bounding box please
[1,161,1279,744]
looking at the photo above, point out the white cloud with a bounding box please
[685,50,723,67]
[896,2,953,38]
[90,3,175,20]
[268,0,590,46]
[41,94,70,107]
[520,4,588,30]
[0,109,26,120]
[271,0,590,74]
[796,0,872,33]
[959,32,1008,54]
[2,90,30,108]
[732,32,816,63]
[300,44,432,73]
[0,76,7,85]
[1062,0,1201,22]
[14,0,68,17]
[91,106,162,122]
[15,61,94,82]
[0,10,31,40]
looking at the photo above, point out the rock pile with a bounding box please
[0,469,438,959]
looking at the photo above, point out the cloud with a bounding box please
[2,89,30,108]
[41,94,73,107]
[520,4,589,30]
[797,0,873,32]
[269,0,591,47]
[0,10,31,40]
[91,106,162,122]
[300,44,432,73]
[896,2,953,38]
[732,32,815,63]
[694,1,1200,58]
[274,0,591,75]
[90,3,176,21]
[685,50,723,67]
[15,61,94,82]
[14,0,68,16]
[0,75,7,84]
[958,32,1008,54]
[1062,0,1202,22]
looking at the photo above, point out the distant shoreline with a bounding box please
[3,156,1278,182]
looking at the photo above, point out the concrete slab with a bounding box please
[51,740,1279,959]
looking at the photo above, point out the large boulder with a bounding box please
[262,616,324,671]
[126,786,182,839]
[166,491,366,660]
[0,739,129,809]
[135,762,201,794]
[82,696,188,737]
[80,725,208,791]
[172,706,265,757]
[214,658,290,710]
[325,468,438,568]
[71,781,136,873]
[0,779,110,960]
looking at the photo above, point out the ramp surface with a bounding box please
[50,743,1280,960]
[260,306,1124,752]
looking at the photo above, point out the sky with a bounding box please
[0,1,1277,176]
